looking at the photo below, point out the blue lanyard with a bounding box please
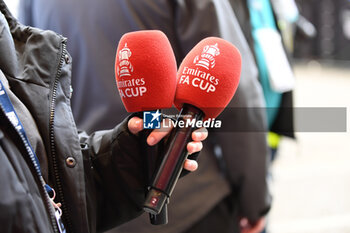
[0,79,66,233]
[0,79,53,195]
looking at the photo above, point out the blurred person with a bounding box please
[231,0,295,159]
[0,1,207,233]
[19,0,272,232]
[246,0,295,135]
[231,0,296,232]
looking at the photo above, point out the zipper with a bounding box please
[49,39,73,233]
[0,104,59,233]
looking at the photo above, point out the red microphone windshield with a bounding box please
[115,30,177,112]
[174,37,241,119]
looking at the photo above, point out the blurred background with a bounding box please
[4,0,349,232]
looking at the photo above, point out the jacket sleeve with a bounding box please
[213,75,272,223]
[174,0,271,223]
[79,116,148,232]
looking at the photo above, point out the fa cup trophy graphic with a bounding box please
[117,43,133,77]
[193,43,220,70]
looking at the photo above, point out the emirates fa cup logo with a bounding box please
[117,43,133,77]
[194,43,220,70]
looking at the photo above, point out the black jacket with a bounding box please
[18,1,271,232]
[0,1,148,232]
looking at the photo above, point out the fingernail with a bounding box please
[147,136,155,146]
[134,119,141,128]
[188,160,197,171]
[240,218,249,227]
[192,132,200,140]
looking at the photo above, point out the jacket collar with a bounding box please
[0,0,66,89]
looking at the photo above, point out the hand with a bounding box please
[128,117,208,172]
[240,217,265,233]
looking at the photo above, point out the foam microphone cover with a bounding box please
[174,37,241,119]
[115,30,177,112]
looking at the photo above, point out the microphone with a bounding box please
[115,30,177,112]
[143,37,242,215]
[115,30,177,224]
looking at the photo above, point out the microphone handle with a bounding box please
[135,111,169,225]
[145,140,169,226]
[143,104,203,215]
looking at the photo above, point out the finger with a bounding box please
[128,117,143,135]
[183,159,198,172]
[240,218,249,228]
[147,118,173,146]
[191,128,208,142]
[240,218,250,233]
[187,141,203,154]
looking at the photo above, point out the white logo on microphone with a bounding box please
[193,43,220,70]
[117,43,133,77]
[117,43,148,98]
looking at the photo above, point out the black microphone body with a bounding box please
[143,104,203,215]
[134,111,169,225]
